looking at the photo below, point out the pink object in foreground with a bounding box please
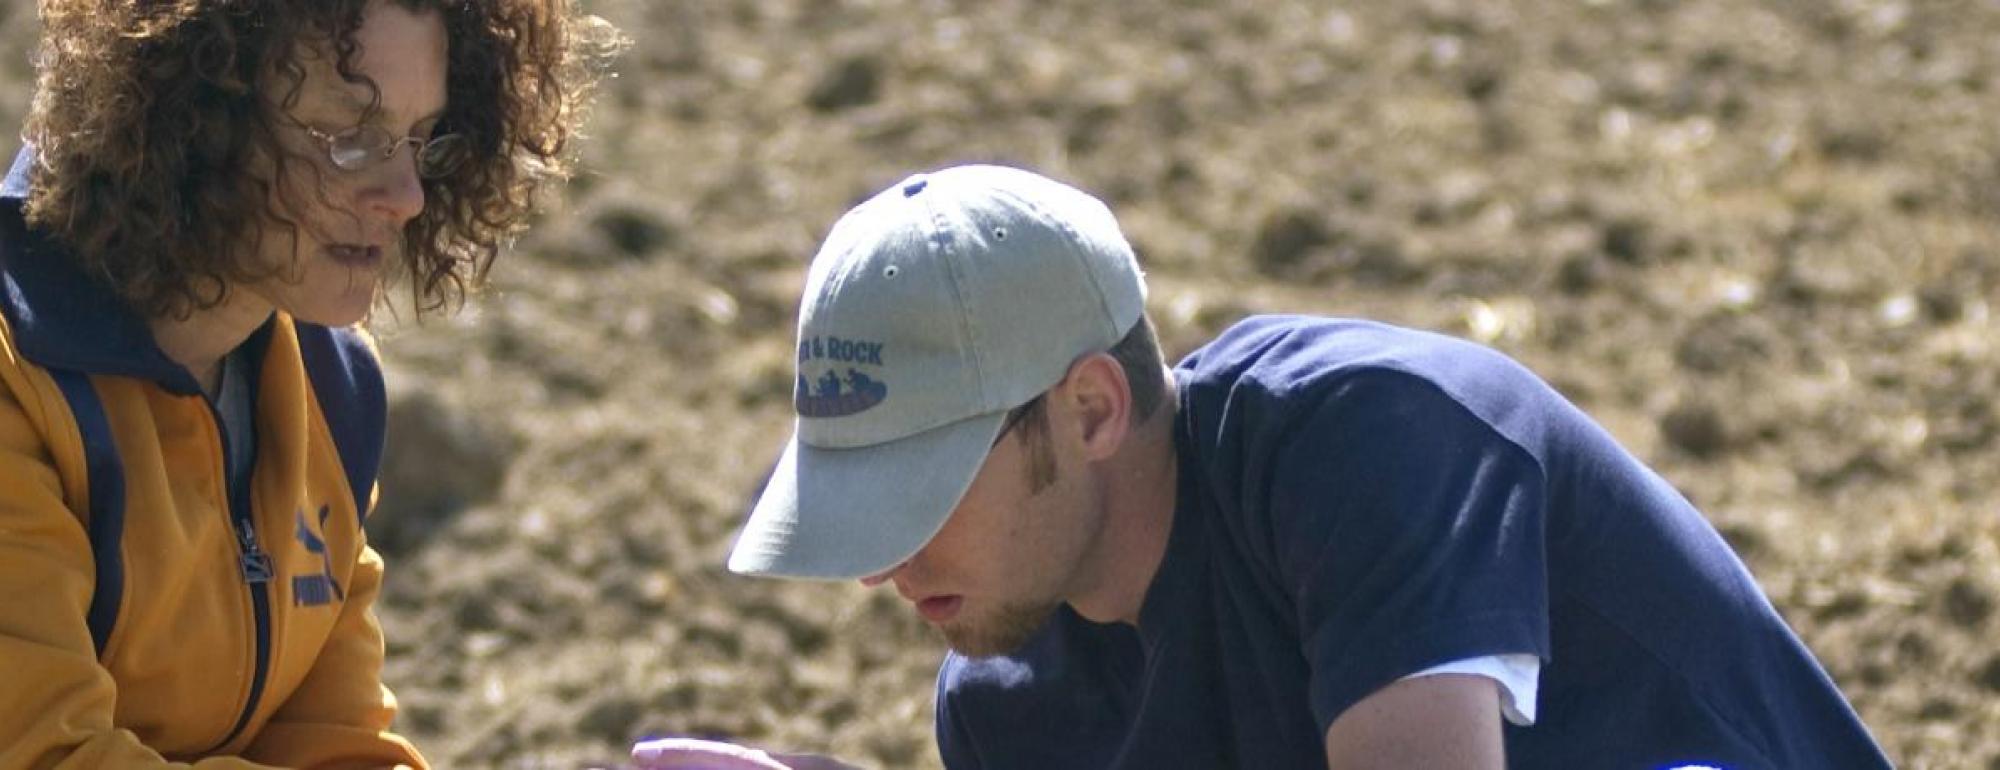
[630,738,864,770]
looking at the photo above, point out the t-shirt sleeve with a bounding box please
[1262,367,1552,734]
[1402,653,1541,725]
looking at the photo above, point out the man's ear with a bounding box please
[1062,352,1132,462]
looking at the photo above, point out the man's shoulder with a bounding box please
[1172,315,1547,436]
[1175,314,1519,396]
[1169,314,1592,501]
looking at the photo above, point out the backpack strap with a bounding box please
[49,368,126,657]
[293,323,385,526]
[48,323,381,657]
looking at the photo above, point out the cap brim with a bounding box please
[728,410,1009,580]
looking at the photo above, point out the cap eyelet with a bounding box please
[883,265,901,278]
[993,227,1008,240]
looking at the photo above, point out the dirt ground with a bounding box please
[4,0,1998,767]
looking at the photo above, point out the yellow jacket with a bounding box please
[0,167,426,768]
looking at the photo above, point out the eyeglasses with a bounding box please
[300,123,470,180]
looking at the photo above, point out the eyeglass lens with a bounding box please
[326,125,468,179]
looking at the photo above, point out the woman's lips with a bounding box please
[326,243,383,268]
[916,595,963,623]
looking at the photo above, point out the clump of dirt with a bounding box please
[3,0,1996,767]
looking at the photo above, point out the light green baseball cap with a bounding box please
[728,165,1147,580]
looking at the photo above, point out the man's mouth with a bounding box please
[916,595,964,623]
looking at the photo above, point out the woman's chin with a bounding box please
[283,293,378,328]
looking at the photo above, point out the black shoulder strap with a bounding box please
[49,368,126,657]
[294,323,386,526]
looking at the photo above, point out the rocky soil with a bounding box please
[4,0,1997,767]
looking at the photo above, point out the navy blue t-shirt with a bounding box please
[936,316,1888,769]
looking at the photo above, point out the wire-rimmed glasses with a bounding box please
[300,123,470,180]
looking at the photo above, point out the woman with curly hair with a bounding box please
[0,0,617,765]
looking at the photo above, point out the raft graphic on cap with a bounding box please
[795,335,890,418]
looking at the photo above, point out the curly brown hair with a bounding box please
[21,0,624,319]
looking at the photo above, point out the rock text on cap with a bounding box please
[799,335,886,367]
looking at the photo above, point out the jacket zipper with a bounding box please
[199,395,274,754]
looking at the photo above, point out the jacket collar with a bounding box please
[1,147,208,395]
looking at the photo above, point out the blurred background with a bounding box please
[4,0,1997,767]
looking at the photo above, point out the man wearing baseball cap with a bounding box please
[726,165,1888,768]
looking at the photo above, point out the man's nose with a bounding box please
[859,560,908,588]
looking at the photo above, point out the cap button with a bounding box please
[902,177,929,196]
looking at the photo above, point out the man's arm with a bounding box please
[1260,368,1552,733]
[1323,674,1504,770]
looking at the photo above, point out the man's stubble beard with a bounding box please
[940,439,1112,659]
[939,599,1063,658]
